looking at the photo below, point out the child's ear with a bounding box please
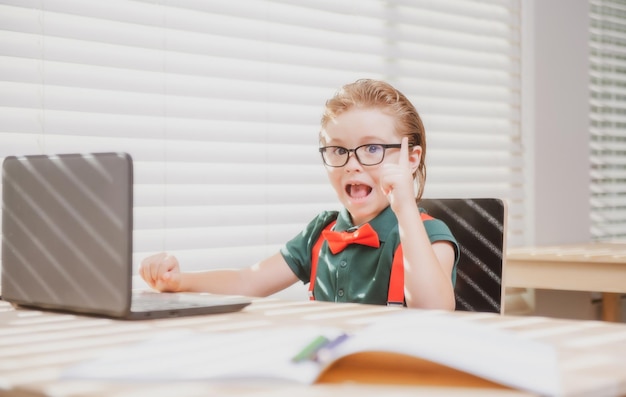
[409,145,422,174]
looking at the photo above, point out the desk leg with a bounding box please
[602,293,622,322]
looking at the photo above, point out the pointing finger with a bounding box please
[398,136,409,169]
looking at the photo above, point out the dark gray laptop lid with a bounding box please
[1,152,133,317]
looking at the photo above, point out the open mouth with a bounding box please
[346,183,373,199]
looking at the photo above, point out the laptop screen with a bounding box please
[1,152,134,317]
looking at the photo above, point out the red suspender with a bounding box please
[386,244,404,306]
[387,212,435,305]
[309,213,433,305]
[309,221,336,300]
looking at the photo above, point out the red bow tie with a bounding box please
[322,223,380,254]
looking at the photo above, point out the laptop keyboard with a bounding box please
[131,292,209,312]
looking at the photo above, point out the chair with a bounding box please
[419,198,506,313]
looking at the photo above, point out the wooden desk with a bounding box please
[2,298,626,397]
[506,242,626,322]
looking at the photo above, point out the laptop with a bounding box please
[1,152,251,319]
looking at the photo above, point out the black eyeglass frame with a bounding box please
[318,143,411,167]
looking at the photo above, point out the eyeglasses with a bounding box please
[318,143,407,167]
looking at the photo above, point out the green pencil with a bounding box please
[291,335,329,363]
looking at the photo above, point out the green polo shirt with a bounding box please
[280,205,459,305]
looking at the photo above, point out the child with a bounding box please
[140,79,459,310]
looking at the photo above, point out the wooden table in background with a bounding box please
[506,242,626,322]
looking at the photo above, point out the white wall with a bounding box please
[524,0,591,246]
[522,0,600,320]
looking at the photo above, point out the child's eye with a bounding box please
[364,144,383,154]
[334,147,349,155]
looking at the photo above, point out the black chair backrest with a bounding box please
[419,198,506,313]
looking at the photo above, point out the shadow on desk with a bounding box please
[2,298,626,397]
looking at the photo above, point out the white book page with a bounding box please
[63,327,335,384]
[63,311,560,396]
[330,311,561,396]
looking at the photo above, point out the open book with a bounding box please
[63,311,561,396]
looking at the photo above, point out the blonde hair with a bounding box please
[320,79,427,199]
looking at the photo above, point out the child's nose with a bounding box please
[344,151,363,171]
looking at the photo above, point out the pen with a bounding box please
[323,333,349,350]
[291,335,329,363]
[313,333,349,362]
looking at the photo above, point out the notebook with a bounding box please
[1,152,251,319]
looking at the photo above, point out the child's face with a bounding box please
[320,107,420,226]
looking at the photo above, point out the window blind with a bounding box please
[0,0,523,282]
[590,0,626,240]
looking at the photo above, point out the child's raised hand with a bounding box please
[139,252,182,292]
[379,137,416,211]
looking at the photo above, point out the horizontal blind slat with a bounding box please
[0,0,525,265]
